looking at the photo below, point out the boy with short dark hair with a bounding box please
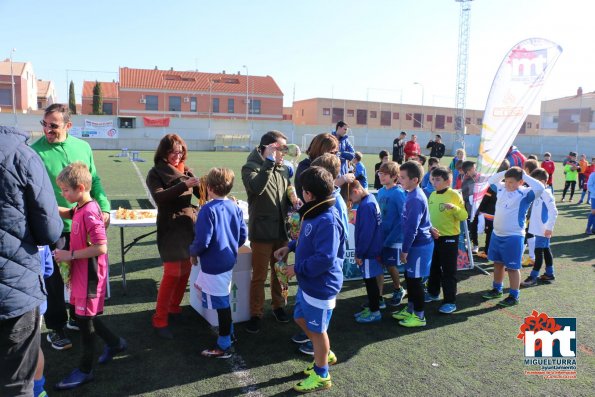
[274,166,346,393]
[349,180,384,323]
[376,161,407,307]
[521,168,558,287]
[421,157,440,197]
[561,153,579,202]
[189,167,248,358]
[426,167,468,313]
[391,161,434,327]
[540,152,556,193]
[352,151,368,189]
[374,150,390,189]
[482,166,544,306]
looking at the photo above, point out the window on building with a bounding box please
[536,123,539,129]
[413,113,422,128]
[250,99,261,114]
[347,109,354,117]
[446,116,453,123]
[435,115,445,129]
[426,114,433,122]
[332,108,344,124]
[465,117,471,125]
[0,89,12,105]
[190,97,197,112]
[102,103,113,115]
[356,109,367,125]
[146,95,158,111]
[406,113,412,121]
[526,121,532,128]
[301,109,304,117]
[381,111,391,126]
[323,108,330,116]
[519,122,527,134]
[169,96,181,112]
[370,111,377,118]
[477,118,482,126]
[212,98,220,113]
[393,112,399,120]
[228,98,235,113]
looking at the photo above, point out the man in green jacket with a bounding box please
[242,130,292,333]
[31,103,110,350]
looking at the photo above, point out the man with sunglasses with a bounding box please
[31,103,110,352]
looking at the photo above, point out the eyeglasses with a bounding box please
[40,120,61,129]
[169,151,184,156]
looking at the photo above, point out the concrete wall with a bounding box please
[2,113,593,161]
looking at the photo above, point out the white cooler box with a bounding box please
[190,245,252,326]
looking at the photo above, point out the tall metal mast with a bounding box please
[454,0,473,152]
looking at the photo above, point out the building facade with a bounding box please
[540,87,595,135]
[292,97,540,135]
[0,60,38,113]
[82,81,119,115]
[36,80,56,110]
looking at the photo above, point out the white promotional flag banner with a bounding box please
[472,38,562,217]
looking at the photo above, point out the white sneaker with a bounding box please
[472,245,479,254]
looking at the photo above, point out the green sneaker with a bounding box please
[398,313,426,328]
[353,307,370,318]
[482,288,503,300]
[303,350,337,375]
[497,295,519,307]
[391,307,413,320]
[294,372,332,393]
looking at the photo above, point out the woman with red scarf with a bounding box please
[146,134,202,339]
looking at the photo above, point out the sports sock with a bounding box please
[493,281,503,292]
[33,375,45,397]
[527,237,535,260]
[529,270,539,279]
[313,364,329,378]
[217,335,232,350]
[545,266,555,277]
[414,310,425,320]
[509,289,520,300]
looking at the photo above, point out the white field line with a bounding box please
[131,161,156,208]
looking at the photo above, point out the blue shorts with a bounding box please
[534,236,550,249]
[404,242,434,278]
[293,289,333,334]
[381,247,401,267]
[487,234,524,270]
[201,292,230,310]
[361,258,383,279]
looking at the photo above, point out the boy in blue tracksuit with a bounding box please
[349,181,384,323]
[189,167,248,359]
[392,161,435,328]
[376,161,407,306]
[274,166,346,393]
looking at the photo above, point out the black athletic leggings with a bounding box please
[405,276,425,313]
[562,181,576,200]
[364,277,380,312]
[78,316,120,373]
[217,308,232,337]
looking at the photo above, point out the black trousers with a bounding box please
[44,234,72,332]
[427,235,459,303]
[562,181,576,200]
[468,215,479,246]
[78,315,120,373]
[364,277,380,312]
[217,308,232,338]
[484,218,494,252]
[532,247,553,272]
[0,307,40,397]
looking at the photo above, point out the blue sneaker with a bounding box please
[360,297,387,310]
[355,310,381,323]
[54,369,94,390]
[438,303,457,314]
[98,337,127,364]
[424,292,440,303]
[389,289,406,306]
[354,307,370,318]
[298,341,314,355]
[291,331,310,344]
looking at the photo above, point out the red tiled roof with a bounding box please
[0,60,27,76]
[119,67,283,96]
[37,80,51,97]
[82,81,119,98]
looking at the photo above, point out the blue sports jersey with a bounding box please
[376,185,406,248]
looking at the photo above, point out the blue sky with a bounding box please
[2,0,592,112]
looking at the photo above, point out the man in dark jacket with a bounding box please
[242,131,292,333]
[331,121,355,176]
[0,126,62,396]
[393,131,407,164]
[426,134,446,158]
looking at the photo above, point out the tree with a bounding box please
[92,81,103,115]
[68,81,76,114]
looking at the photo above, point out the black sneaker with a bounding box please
[154,326,174,340]
[538,274,556,283]
[520,276,537,287]
[66,318,80,331]
[272,307,289,323]
[497,295,520,307]
[245,316,261,334]
[291,331,310,344]
[47,331,73,350]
